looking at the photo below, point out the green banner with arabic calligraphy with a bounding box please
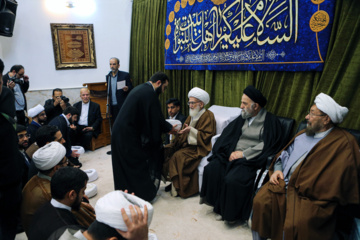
[164,0,335,71]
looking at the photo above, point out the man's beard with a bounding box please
[305,121,322,136]
[241,106,254,119]
[72,194,82,211]
[155,84,163,95]
[189,105,201,117]
[20,141,28,149]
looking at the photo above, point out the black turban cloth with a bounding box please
[243,86,267,107]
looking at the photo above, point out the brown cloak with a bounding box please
[163,110,216,198]
[252,128,360,240]
[21,175,95,234]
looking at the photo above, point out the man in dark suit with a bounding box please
[28,167,88,240]
[106,57,133,121]
[72,87,102,150]
[44,88,71,124]
[165,98,187,145]
[2,64,29,126]
[48,106,81,166]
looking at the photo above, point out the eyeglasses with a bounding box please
[187,101,200,106]
[18,133,30,139]
[307,111,326,118]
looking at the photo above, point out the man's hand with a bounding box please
[23,75,29,82]
[123,86,129,92]
[229,151,243,161]
[178,124,191,135]
[7,80,15,90]
[60,100,67,110]
[71,150,80,158]
[83,127,94,132]
[70,124,77,130]
[270,170,284,185]
[116,205,148,240]
[54,96,61,106]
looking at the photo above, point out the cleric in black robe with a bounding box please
[0,60,24,240]
[111,72,175,202]
[200,86,285,222]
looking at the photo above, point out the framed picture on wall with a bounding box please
[50,23,97,70]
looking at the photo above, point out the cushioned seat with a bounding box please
[198,105,242,191]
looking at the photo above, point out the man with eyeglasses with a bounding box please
[21,142,95,236]
[165,98,187,145]
[27,104,47,145]
[2,64,29,126]
[252,93,360,240]
[163,87,216,198]
[16,124,31,189]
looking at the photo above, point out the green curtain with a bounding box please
[130,0,360,130]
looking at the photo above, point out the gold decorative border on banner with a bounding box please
[50,23,97,70]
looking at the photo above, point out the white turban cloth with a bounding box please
[32,142,66,170]
[95,191,154,232]
[314,93,348,124]
[188,87,210,105]
[28,104,45,118]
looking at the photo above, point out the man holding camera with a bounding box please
[44,88,71,123]
[2,64,29,126]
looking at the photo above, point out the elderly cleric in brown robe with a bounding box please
[251,93,360,240]
[163,87,216,198]
[200,86,284,224]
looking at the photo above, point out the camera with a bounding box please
[11,78,23,84]
[60,96,69,104]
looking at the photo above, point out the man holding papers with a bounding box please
[106,57,133,121]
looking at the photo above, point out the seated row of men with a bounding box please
[28,87,103,150]
[159,84,359,239]
[20,140,149,240]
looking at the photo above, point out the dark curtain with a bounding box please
[130,0,360,130]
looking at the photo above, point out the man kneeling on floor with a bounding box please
[28,166,89,240]
[251,93,360,240]
[200,85,284,224]
[50,191,154,240]
[163,87,216,198]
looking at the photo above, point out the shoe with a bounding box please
[106,151,112,155]
[224,220,236,225]
[165,184,171,192]
[215,214,222,221]
[170,183,178,197]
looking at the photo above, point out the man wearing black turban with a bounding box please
[200,86,284,224]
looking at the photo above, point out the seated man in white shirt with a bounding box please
[72,88,102,150]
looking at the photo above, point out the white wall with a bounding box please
[0,0,132,91]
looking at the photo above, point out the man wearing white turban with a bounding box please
[49,191,152,240]
[252,93,360,240]
[163,87,216,198]
[27,104,47,145]
[21,142,95,235]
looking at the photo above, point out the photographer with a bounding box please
[2,64,29,126]
[44,88,71,123]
